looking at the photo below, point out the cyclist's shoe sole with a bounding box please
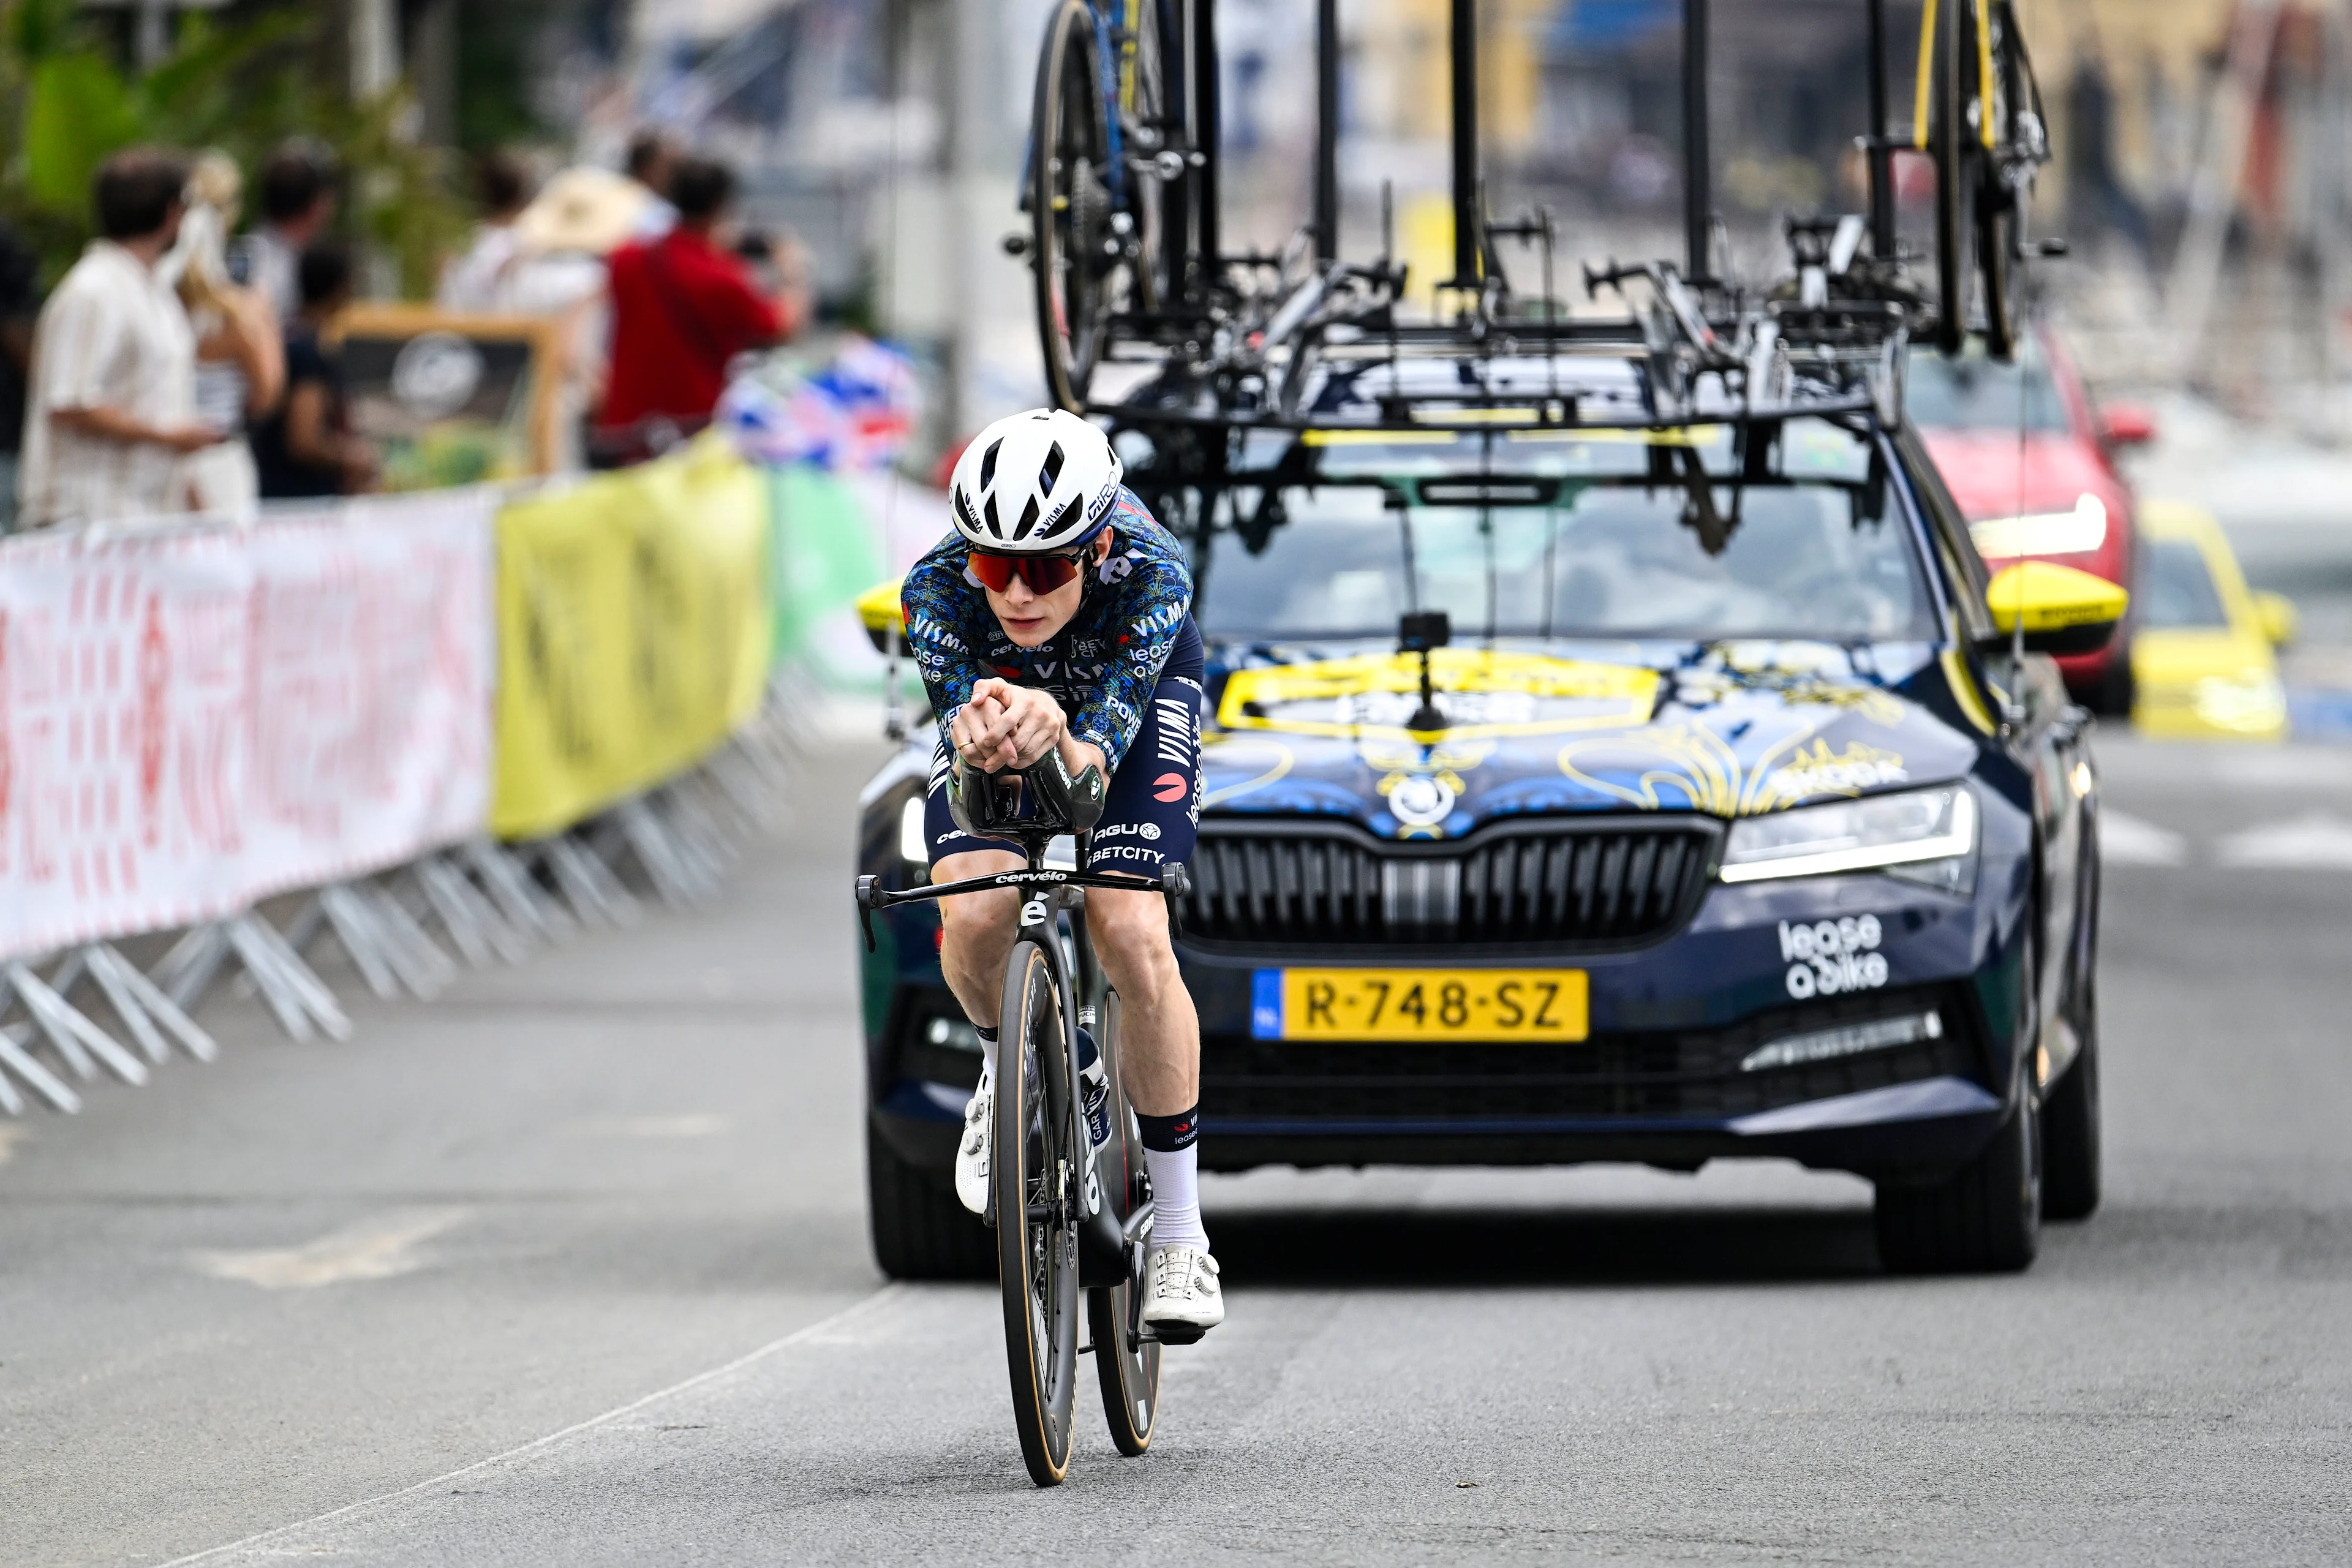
[954,1089,992,1216]
[1140,1244,1223,1342]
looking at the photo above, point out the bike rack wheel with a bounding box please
[1926,0,1973,356]
[1087,987,1160,1457]
[1118,0,1177,318]
[1031,0,1115,412]
[995,938,1082,1487]
[1975,0,2034,361]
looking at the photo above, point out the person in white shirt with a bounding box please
[437,150,533,314]
[19,149,222,529]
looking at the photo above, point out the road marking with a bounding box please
[2215,813,2352,870]
[188,1207,472,1290]
[157,1285,897,1567]
[567,1113,734,1139]
[2101,812,2190,867]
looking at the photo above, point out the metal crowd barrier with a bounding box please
[0,682,814,1117]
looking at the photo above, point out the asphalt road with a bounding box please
[4,732,2351,1566]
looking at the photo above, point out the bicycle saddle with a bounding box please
[948,750,1107,842]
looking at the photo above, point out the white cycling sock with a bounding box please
[974,1026,998,1096]
[1144,1146,1208,1253]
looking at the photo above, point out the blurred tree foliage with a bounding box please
[0,0,469,296]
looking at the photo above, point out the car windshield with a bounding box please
[1199,422,1937,644]
[1905,341,2071,434]
[2138,538,2230,630]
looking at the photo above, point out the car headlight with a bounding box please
[2192,673,2286,733]
[1968,493,2108,558]
[1721,786,1977,884]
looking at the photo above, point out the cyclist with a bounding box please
[901,407,1222,1340]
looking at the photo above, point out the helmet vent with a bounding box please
[1012,495,1041,540]
[978,439,1001,491]
[1038,441,1065,496]
[982,493,1003,537]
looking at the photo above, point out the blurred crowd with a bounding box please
[0,129,812,533]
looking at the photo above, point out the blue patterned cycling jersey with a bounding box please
[900,487,1197,772]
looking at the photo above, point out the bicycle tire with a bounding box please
[995,937,1083,1487]
[1031,0,1113,412]
[1977,1,2030,360]
[1088,987,1161,1456]
[1929,0,1972,356]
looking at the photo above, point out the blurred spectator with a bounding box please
[594,156,809,466]
[438,150,535,313]
[0,219,40,533]
[231,140,338,325]
[19,148,220,529]
[252,241,375,498]
[172,152,286,521]
[624,129,679,241]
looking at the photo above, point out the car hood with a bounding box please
[1200,639,1989,839]
[1918,429,2123,521]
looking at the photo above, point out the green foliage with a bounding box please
[0,0,469,296]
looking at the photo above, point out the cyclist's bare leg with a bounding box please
[934,848,1028,1034]
[1082,883,1198,1116]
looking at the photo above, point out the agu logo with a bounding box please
[1153,773,1188,802]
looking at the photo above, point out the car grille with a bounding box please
[1181,818,1719,954]
[1200,985,1982,1125]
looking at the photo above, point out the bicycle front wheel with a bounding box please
[1928,0,1973,356]
[996,938,1083,1487]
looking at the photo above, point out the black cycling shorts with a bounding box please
[924,673,1204,877]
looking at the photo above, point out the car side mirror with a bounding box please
[2253,590,2298,647]
[1980,562,2130,656]
[857,576,905,654]
[2098,402,2157,448]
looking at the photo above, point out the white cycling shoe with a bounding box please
[954,1089,992,1216]
[1141,1244,1224,1343]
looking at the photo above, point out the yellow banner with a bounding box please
[491,438,772,840]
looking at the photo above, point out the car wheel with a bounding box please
[2042,930,2103,1220]
[867,1120,994,1280]
[1874,937,2043,1273]
[2094,638,2136,717]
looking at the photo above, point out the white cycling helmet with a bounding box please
[948,407,1122,553]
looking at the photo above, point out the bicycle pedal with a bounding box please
[1145,1321,1206,1348]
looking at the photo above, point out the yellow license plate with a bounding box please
[1251,968,1589,1042]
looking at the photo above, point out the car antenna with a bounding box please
[1398,610,1452,734]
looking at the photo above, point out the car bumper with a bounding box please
[869,872,2027,1181]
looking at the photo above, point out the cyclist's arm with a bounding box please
[901,545,989,754]
[1064,514,1192,771]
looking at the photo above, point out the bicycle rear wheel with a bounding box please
[1117,0,1176,318]
[996,938,1083,1487]
[1031,0,1114,412]
[1088,987,1161,1456]
[1977,1,2035,360]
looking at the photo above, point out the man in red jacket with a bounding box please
[595,155,809,464]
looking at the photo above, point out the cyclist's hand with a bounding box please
[954,679,1063,772]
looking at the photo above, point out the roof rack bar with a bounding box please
[1682,0,1713,284]
[1316,0,1340,263]
[1449,0,1481,288]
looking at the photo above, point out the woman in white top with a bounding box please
[169,153,284,521]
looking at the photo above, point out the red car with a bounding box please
[1910,332,2155,712]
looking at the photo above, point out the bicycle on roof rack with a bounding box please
[1011,0,2057,475]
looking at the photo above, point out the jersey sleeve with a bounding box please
[900,541,987,753]
[1067,499,1193,769]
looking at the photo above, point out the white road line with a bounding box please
[157,1284,899,1566]
[2215,812,2352,870]
[2101,811,2190,867]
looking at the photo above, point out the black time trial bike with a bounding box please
[857,751,1188,1487]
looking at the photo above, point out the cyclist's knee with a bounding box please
[933,850,1025,941]
[1087,886,1179,993]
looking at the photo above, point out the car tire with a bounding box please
[1874,1091,2042,1273]
[2041,981,2103,1223]
[1874,935,2044,1273]
[867,1121,994,1281]
[2093,638,2136,717]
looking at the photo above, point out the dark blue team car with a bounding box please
[855,355,2117,1280]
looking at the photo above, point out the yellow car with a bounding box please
[2130,500,2298,740]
